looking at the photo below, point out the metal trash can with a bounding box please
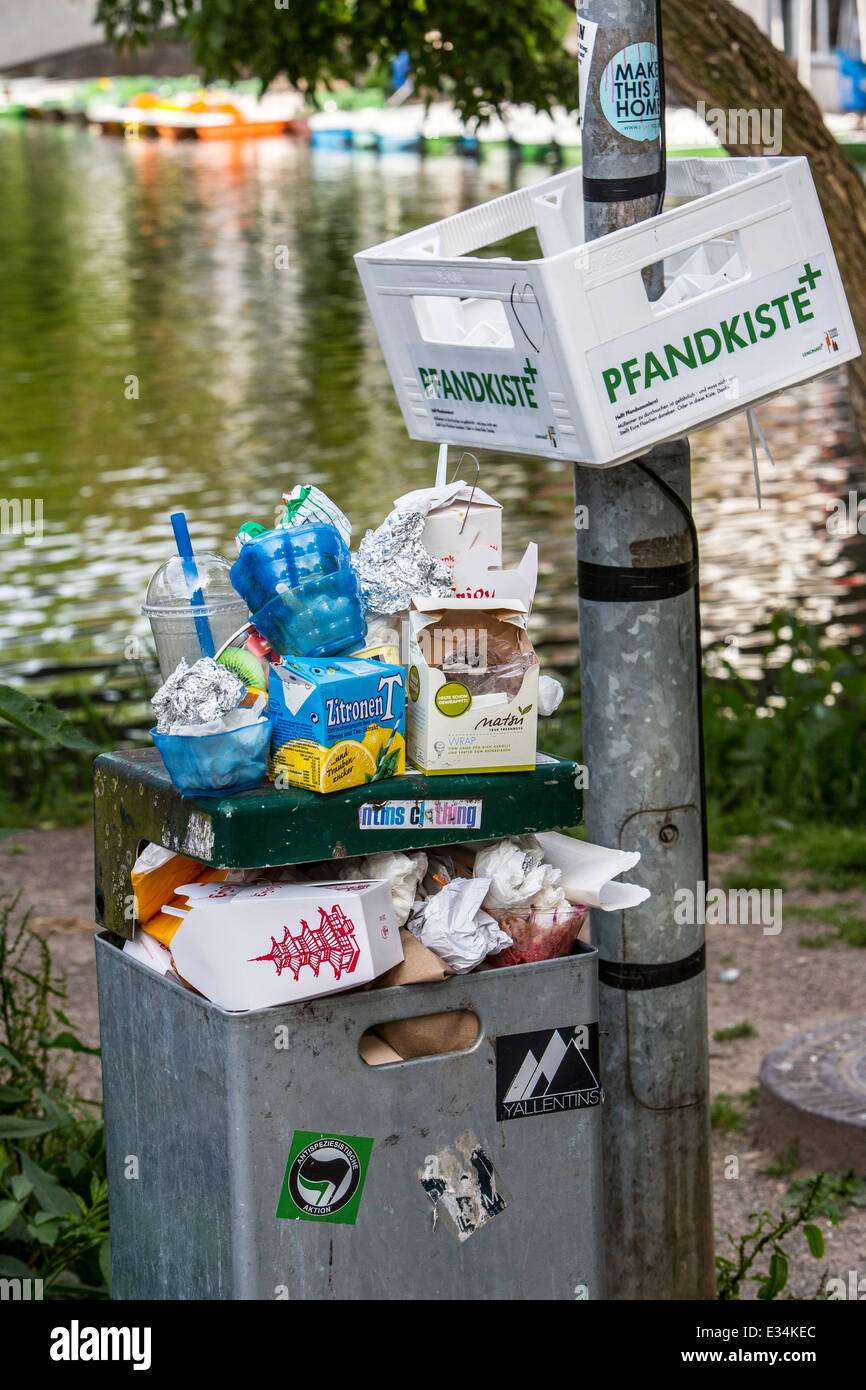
[94,749,605,1300]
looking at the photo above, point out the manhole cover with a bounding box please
[759,1019,866,1170]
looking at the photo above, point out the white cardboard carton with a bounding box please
[407,596,539,774]
[166,879,402,1011]
[451,542,538,612]
[394,480,502,575]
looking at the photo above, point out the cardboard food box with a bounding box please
[406,597,539,774]
[165,878,402,1011]
[269,656,406,793]
[394,482,502,577]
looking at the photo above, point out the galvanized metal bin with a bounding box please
[96,935,603,1300]
[93,748,604,1300]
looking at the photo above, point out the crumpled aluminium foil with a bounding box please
[352,509,452,615]
[152,657,245,734]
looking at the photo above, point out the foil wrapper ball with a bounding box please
[151,657,244,734]
[353,510,453,615]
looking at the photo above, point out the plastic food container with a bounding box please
[250,568,367,658]
[486,903,587,968]
[151,718,271,797]
[230,522,349,614]
[143,552,249,681]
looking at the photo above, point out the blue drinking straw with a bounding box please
[170,511,215,659]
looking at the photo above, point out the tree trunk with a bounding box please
[568,0,866,442]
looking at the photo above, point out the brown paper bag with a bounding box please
[375,1009,478,1060]
[371,927,455,989]
[359,1032,404,1066]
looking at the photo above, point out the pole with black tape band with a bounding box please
[577,0,714,1299]
[599,944,707,991]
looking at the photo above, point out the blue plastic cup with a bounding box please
[251,568,367,657]
[230,522,349,614]
[151,717,271,797]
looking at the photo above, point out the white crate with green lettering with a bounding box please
[355,156,858,466]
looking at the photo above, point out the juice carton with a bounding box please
[269,656,406,793]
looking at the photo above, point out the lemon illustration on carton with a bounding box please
[268,657,406,795]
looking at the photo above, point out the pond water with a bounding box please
[1,121,864,703]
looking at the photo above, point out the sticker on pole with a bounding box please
[359,798,482,831]
[276,1131,373,1224]
[577,17,599,123]
[589,257,850,450]
[599,42,660,142]
[495,1024,601,1121]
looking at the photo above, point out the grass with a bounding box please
[784,1170,866,1222]
[721,828,866,896]
[782,902,866,949]
[711,1087,760,1134]
[712,1022,756,1042]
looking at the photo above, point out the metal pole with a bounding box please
[576,0,714,1298]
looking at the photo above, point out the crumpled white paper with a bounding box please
[408,877,511,973]
[473,836,566,914]
[351,851,428,927]
[534,831,651,911]
[538,673,565,717]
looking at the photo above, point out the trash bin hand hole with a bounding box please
[359,1011,480,1066]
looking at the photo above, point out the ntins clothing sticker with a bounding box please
[495,1024,601,1121]
[276,1131,373,1225]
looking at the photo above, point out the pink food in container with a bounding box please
[486,902,588,967]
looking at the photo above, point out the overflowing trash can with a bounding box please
[94,748,606,1300]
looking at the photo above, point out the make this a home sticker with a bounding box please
[276,1131,374,1225]
[495,1024,602,1121]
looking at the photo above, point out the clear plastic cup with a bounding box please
[143,551,250,680]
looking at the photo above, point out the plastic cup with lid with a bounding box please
[142,551,250,681]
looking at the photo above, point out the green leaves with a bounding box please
[16,1152,80,1217]
[0,1116,59,1139]
[756,1250,788,1299]
[716,1173,835,1300]
[803,1224,825,1258]
[0,684,101,753]
[0,895,110,1297]
[95,0,578,122]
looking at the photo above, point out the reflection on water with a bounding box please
[0,122,864,698]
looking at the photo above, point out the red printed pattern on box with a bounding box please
[250,905,361,981]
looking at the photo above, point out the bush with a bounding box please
[0,893,109,1297]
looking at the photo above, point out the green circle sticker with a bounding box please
[408,665,420,702]
[435,682,472,717]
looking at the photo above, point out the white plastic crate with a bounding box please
[355,157,859,466]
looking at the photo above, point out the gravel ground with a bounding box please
[2,825,865,1300]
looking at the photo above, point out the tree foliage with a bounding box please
[95,0,578,120]
[96,0,866,440]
